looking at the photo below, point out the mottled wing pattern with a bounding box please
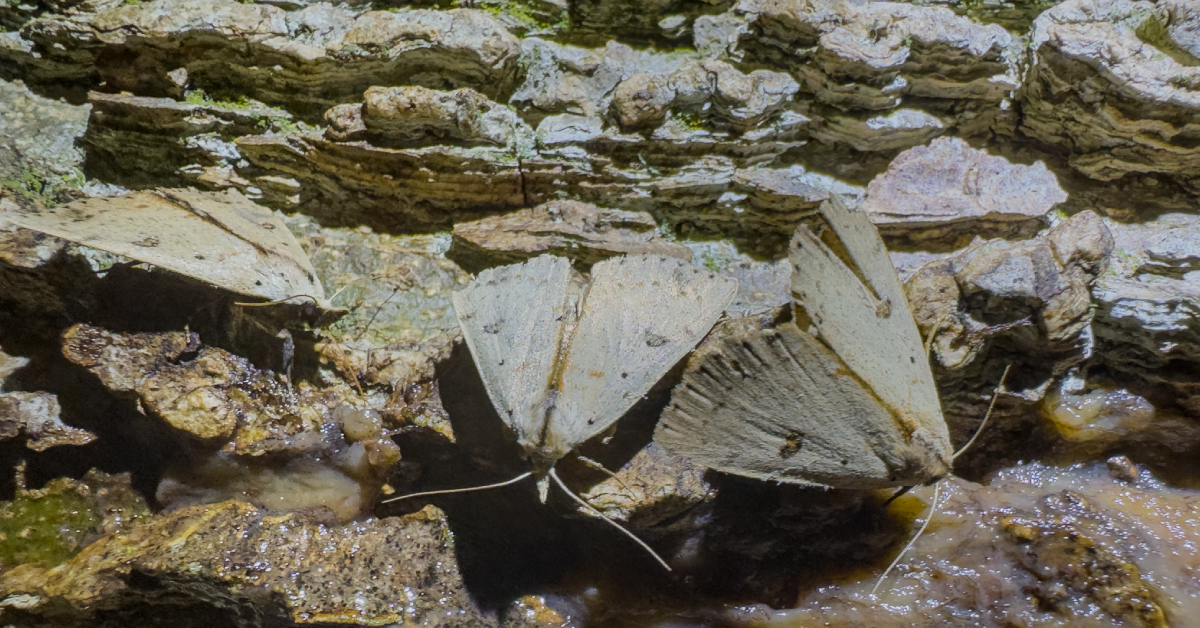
[656,323,949,488]
[789,197,950,468]
[547,255,737,456]
[452,254,573,449]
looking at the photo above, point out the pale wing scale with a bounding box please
[656,323,948,488]
[789,197,950,463]
[547,255,737,457]
[452,254,573,449]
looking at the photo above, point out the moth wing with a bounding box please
[789,196,949,459]
[452,254,572,448]
[547,254,737,456]
[656,323,948,488]
[2,189,330,307]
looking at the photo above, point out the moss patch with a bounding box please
[0,168,84,206]
[0,479,101,569]
[478,0,568,34]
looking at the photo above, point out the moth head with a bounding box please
[891,424,952,485]
[526,445,563,476]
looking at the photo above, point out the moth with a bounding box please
[455,253,737,489]
[400,253,737,569]
[655,197,952,488]
[0,188,334,312]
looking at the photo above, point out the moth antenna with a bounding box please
[574,455,636,498]
[311,279,377,397]
[953,364,1011,461]
[922,309,955,361]
[548,467,672,572]
[876,365,1010,594]
[380,471,533,504]
[353,286,401,343]
[872,481,940,596]
[876,313,979,506]
[326,278,365,304]
[234,294,321,307]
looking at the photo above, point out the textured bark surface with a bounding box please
[3,0,1200,625]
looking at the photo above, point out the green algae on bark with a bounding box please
[0,483,98,569]
[0,470,149,571]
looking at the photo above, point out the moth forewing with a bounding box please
[789,199,950,471]
[546,254,738,460]
[1,188,332,309]
[451,254,574,451]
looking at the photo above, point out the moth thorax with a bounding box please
[526,445,564,476]
[534,389,559,431]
